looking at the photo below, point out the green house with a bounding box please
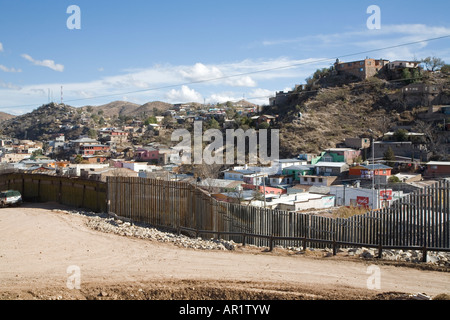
[282,165,315,181]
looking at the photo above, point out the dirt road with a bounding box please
[0,203,449,300]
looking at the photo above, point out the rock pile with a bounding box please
[53,209,236,251]
[338,247,449,267]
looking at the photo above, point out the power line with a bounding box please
[2,34,450,110]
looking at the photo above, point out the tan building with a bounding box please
[334,58,389,80]
[0,153,30,163]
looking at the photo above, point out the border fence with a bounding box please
[0,173,107,213]
[0,173,448,256]
[107,176,450,255]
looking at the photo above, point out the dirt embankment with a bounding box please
[0,203,449,300]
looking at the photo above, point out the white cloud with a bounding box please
[179,63,224,82]
[0,80,21,90]
[207,92,241,104]
[0,57,334,110]
[0,65,22,73]
[0,42,3,52]
[165,85,203,103]
[225,75,257,87]
[21,53,64,72]
[261,24,450,64]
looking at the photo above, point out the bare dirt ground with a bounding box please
[0,203,449,301]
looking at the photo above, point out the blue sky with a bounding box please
[1,0,450,114]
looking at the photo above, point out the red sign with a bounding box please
[380,190,393,201]
[357,196,370,206]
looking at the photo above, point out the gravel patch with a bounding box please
[52,209,236,251]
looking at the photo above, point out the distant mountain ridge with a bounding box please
[80,100,174,118]
[0,111,15,122]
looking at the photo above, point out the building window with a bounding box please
[319,178,323,183]
[360,68,364,72]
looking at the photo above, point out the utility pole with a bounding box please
[368,129,376,210]
[262,174,267,209]
[372,137,376,210]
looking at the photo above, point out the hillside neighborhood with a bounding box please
[1,57,449,214]
[2,1,450,304]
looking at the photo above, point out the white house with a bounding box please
[271,159,307,174]
[313,162,349,176]
[121,161,150,173]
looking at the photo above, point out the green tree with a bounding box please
[306,68,330,88]
[144,116,157,125]
[388,176,401,184]
[207,117,220,130]
[401,68,412,83]
[258,122,270,129]
[88,128,98,139]
[31,149,43,159]
[383,147,395,167]
[73,154,83,164]
[393,129,408,142]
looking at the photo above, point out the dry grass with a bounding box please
[333,206,369,218]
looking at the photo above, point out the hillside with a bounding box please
[0,111,15,122]
[82,101,141,118]
[83,100,174,118]
[269,73,450,159]
[0,103,89,141]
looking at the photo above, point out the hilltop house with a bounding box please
[333,58,389,80]
[387,60,421,70]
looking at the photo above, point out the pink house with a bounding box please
[243,184,286,195]
[135,147,159,162]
